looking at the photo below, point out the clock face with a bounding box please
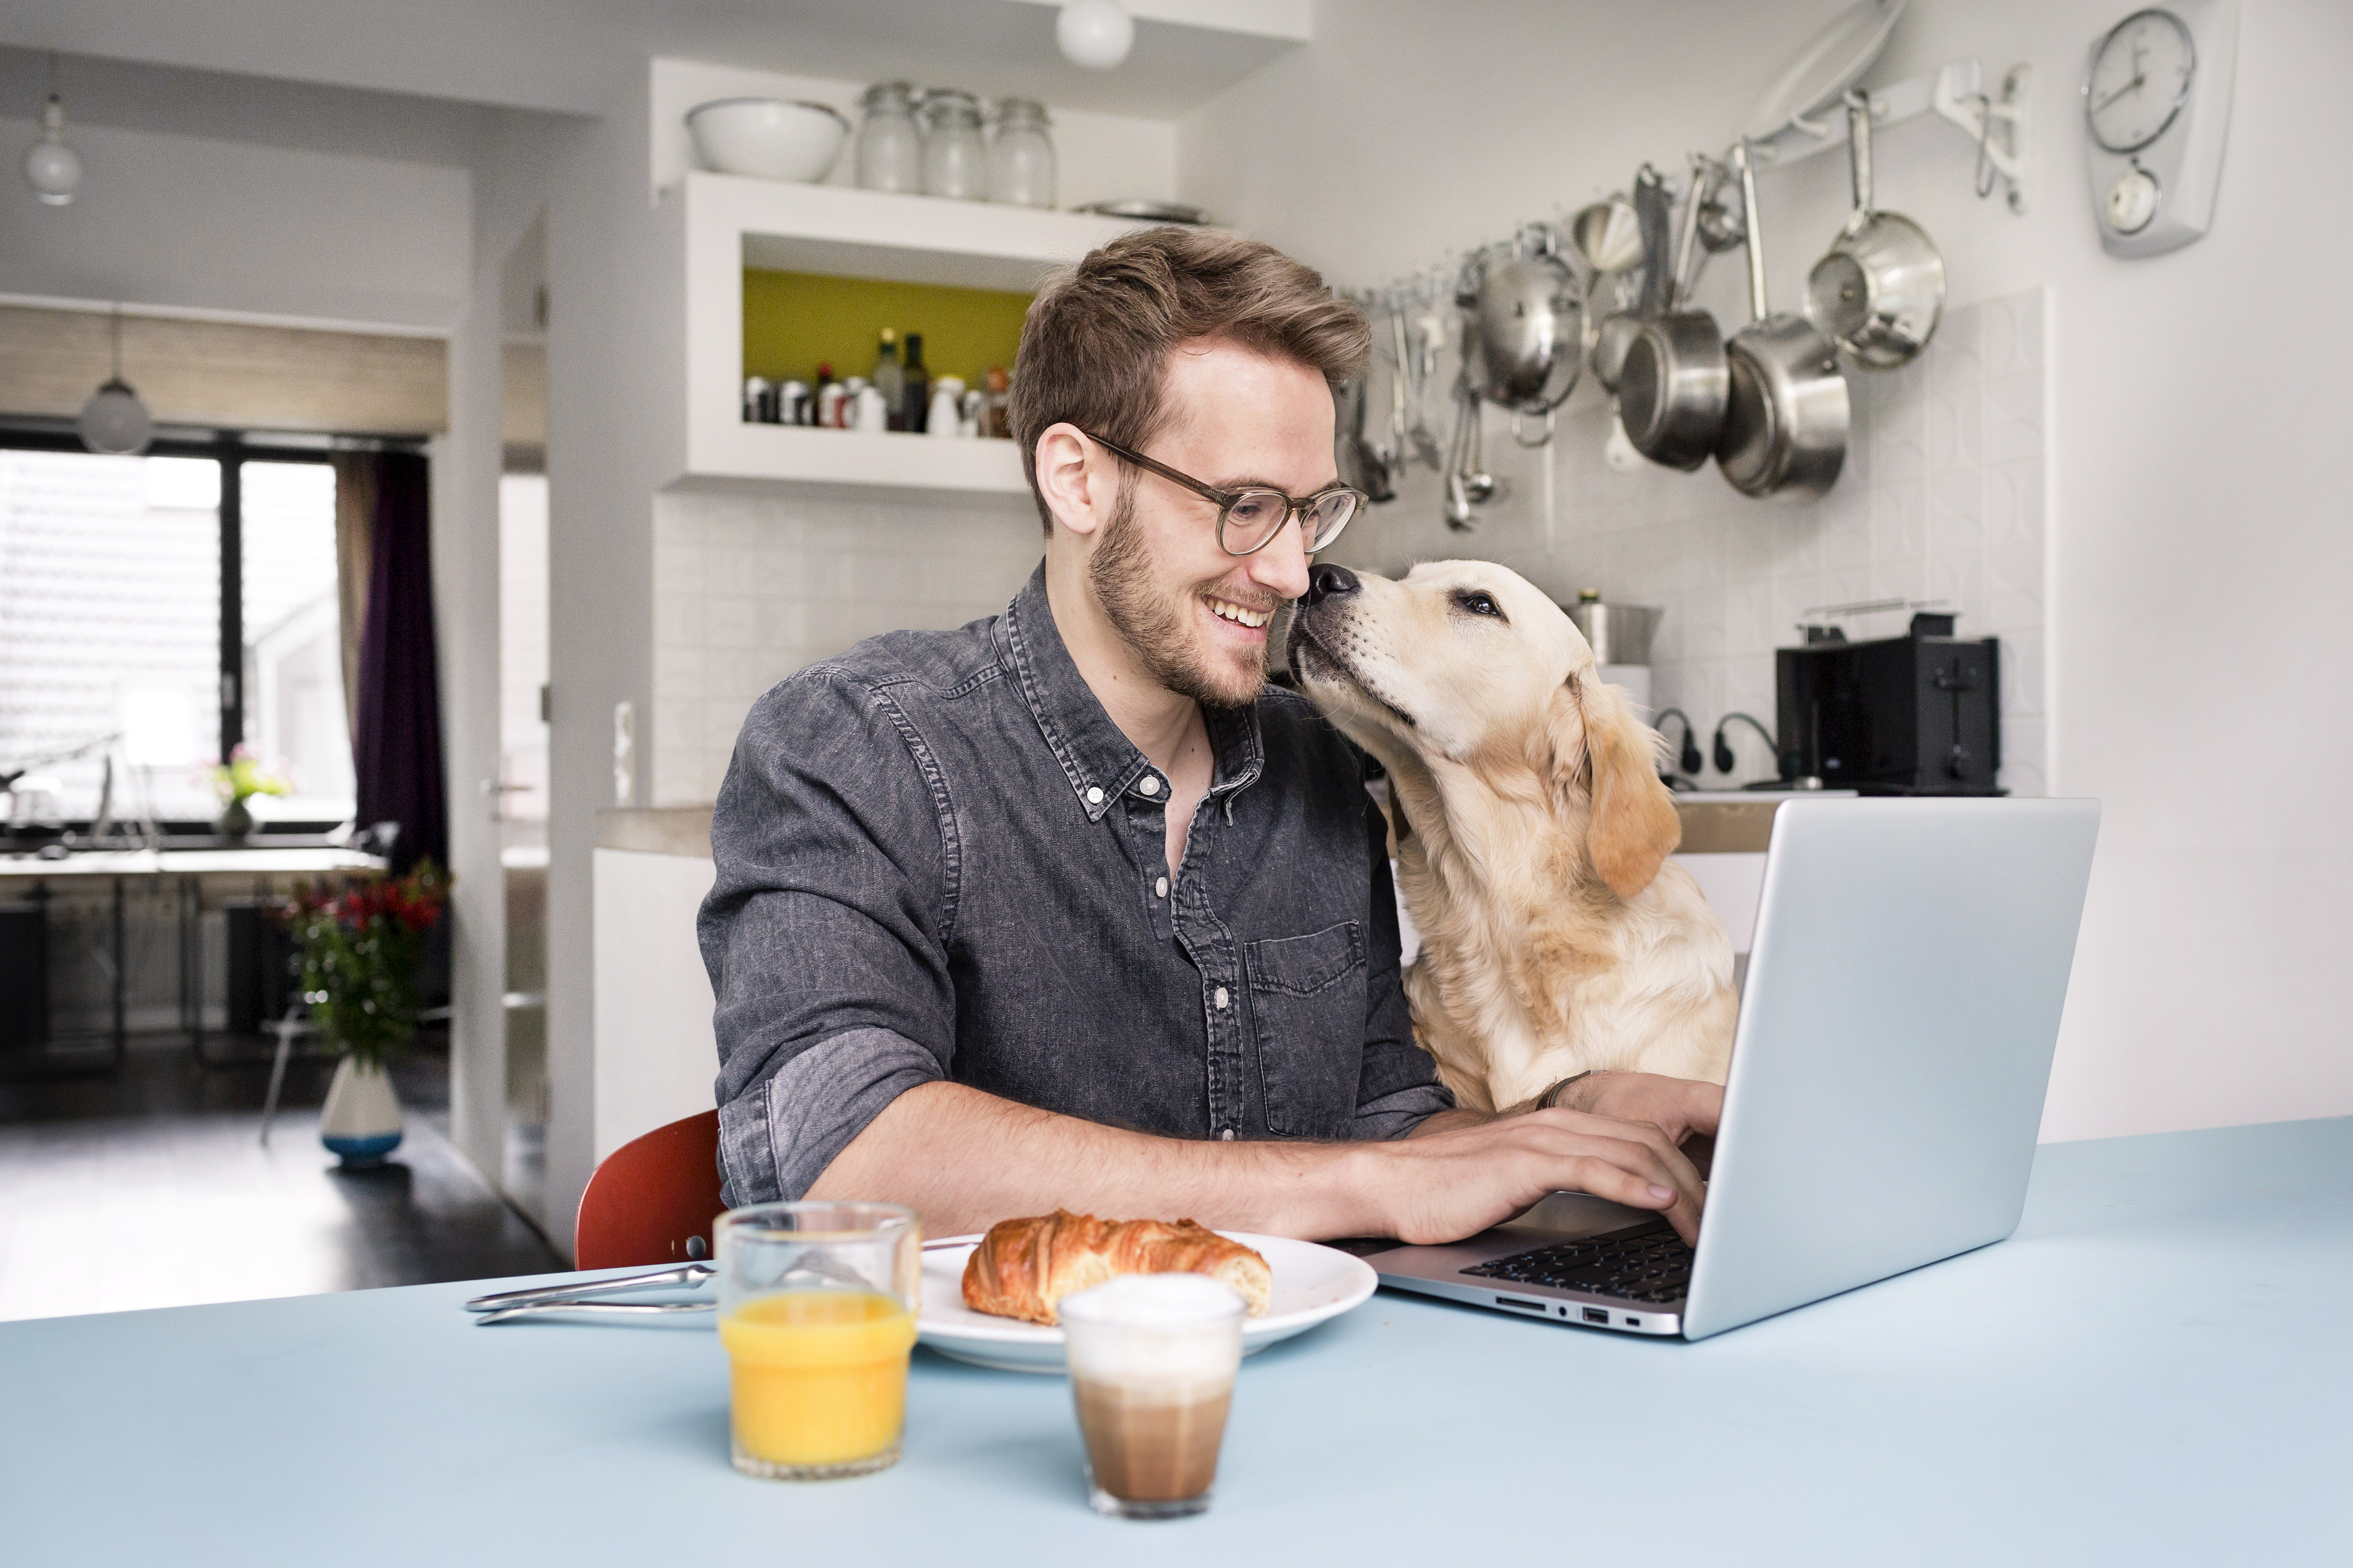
[2086,8,2196,154]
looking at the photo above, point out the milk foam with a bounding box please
[1059,1275,1246,1385]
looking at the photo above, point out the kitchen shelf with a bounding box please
[679,172,1143,491]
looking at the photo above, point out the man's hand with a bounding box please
[1560,1070,1723,1148]
[1363,1103,1709,1245]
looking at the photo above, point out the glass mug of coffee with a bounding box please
[715,1201,920,1480]
[1059,1274,1246,1519]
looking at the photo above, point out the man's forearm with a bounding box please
[804,1081,1386,1239]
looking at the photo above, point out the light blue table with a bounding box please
[3,1118,2346,1566]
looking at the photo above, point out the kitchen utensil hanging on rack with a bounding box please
[1590,165,1672,395]
[1621,154,1730,472]
[1694,156,1747,254]
[1805,89,1945,369]
[1458,223,1585,448]
[1716,140,1849,500]
[1569,190,1645,276]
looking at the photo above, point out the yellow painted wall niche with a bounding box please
[741,270,1031,392]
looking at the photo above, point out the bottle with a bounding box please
[901,332,931,434]
[982,366,1012,440]
[919,90,986,200]
[855,82,923,193]
[958,386,984,439]
[871,329,904,432]
[988,99,1056,208]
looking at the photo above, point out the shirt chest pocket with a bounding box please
[1243,921,1365,1140]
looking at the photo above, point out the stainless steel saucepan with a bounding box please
[1591,165,1671,395]
[1459,222,1584,448]
[1716,140,1849,501]
[1806,90,1944,369]
[1621,154,1730,472]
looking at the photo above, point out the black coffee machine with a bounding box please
[1774,612,2003,794]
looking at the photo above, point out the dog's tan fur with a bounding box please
[1289,561,1736,1111]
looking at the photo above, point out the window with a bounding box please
[0,443,353,829]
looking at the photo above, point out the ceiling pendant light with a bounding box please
[1057,0,1135,69]
[79,307,153,457]
[23,57,84,207]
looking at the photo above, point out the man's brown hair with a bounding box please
[1009,227,1370,534]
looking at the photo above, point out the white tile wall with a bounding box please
[650,487,1046,804]
[1331,287,2049,795]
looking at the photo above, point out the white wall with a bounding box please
[1180,0,2353,1144]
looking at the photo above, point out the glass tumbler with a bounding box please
[1060,1274,1246,1519]
[854,80,922,194]
[920,89,987,201]
[988,98,1056,208]
[715,1200,921,1481]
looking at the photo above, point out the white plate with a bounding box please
[917,1232,1377,1374]
[1743,0,1909,141]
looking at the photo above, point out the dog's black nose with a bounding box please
[1303,563,1360,607]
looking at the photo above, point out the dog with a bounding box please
[1288,560,1737,1112]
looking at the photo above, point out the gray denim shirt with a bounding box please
[699,564,1451,1204]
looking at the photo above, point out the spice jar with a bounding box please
[855,81,922,194]
[988,98,1056,208]
[920,89,987,201]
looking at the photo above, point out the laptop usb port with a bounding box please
[1581,1307,1610,1325]
[1494,1296,1548,1312]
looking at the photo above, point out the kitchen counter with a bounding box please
[4,1115,2344,1563]
[597,805,714,858]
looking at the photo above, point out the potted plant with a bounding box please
[210,746,288,843]
[279,861,450,1167]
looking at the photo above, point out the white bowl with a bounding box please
[687,98,849,183]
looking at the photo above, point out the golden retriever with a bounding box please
[1288,560,1736,1111]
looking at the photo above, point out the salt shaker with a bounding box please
[927,376,966,438]
[853,383,890,432]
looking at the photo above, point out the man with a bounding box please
[699,228,1719,1245]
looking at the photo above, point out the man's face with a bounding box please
[1088,338,1333,708]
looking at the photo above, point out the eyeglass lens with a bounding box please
[1220,489,1360,554]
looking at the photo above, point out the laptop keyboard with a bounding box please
[1461,1219,1693,1305]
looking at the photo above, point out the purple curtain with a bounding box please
[350,451,446,872]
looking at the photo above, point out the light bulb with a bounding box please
[1057,0,1134,70]
[79,379,153,456]
[23,95,82,207]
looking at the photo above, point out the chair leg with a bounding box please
[259,1017,298,1146]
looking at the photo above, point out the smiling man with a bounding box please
[698,228,1719,1245]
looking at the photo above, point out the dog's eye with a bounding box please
[1455,590,1505,620]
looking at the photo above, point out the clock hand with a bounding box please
[2093,72,2146,114]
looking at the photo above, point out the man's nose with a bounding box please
[1302,563,1360,607]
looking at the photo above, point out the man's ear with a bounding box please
[1554,673,1681,900]
[1034,424,1107,540]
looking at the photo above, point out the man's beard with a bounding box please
[1087,482,1269,710]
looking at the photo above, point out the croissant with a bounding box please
[960,1210,1273,1326]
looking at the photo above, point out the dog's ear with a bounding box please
[1554,673,1681,900]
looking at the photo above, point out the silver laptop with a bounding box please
[1353,796,2100,1341]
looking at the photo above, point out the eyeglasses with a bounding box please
[1083,431,1365,558]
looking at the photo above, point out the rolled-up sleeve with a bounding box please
[1351,796,1455,1138]
[699,669,956,1204]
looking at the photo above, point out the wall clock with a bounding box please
[2083,0,2237,257]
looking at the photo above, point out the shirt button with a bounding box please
[1154,876,1168,899]
[1214,986,1229,1010]
[1220,1128,1236,1142]
[1085,786,1103,806]
[1138,775,1160,796]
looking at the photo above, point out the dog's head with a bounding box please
[1288,560,1680,900]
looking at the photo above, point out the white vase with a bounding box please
[320,1056,403,1167]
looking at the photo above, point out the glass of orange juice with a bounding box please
[715,1200,921,1480]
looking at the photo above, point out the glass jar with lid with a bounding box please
[919,89,987,201]
[987,98,1056,208]
[855,80,922,193]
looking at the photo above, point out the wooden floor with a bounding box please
[0,1031,564,1322]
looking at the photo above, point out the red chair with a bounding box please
[574,1109,728,1269]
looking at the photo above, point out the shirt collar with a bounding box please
[998,564,1268,825]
